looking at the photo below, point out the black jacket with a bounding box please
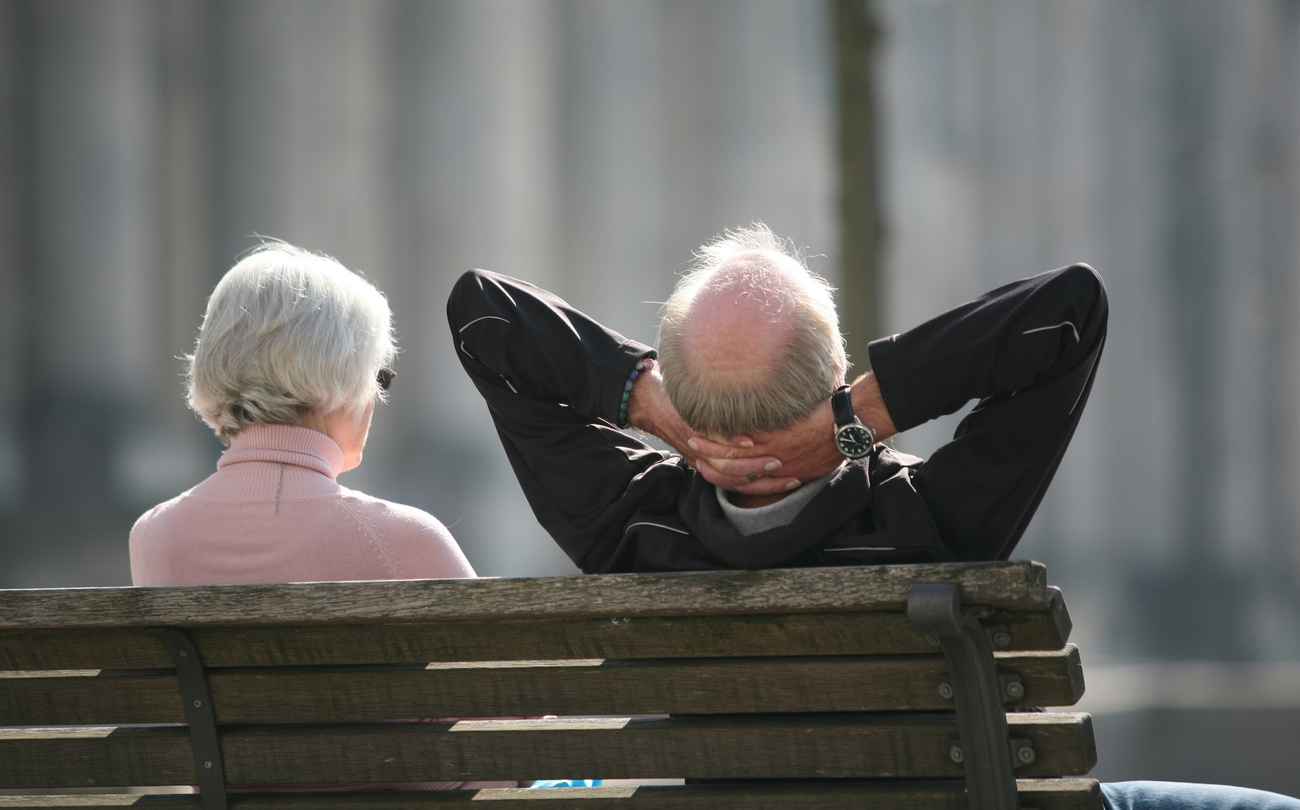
[448,264,1107,573]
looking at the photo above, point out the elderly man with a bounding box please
[449,226,1300,809]
[447,224,1106,573]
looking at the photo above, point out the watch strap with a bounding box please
[831,385,856,428]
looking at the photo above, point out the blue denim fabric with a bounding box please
[1102,782,1300,810]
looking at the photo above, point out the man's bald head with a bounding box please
[657,225,847,437]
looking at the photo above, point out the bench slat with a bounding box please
[0,779,1104,809]
[0,563,1050,629]
[0,725,194,788]
[0,713,1094,788]
[0,647,1085,725]
[0,605,1070,671]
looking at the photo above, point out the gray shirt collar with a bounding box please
[714,467,840,536]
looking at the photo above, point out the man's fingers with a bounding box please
[702,455,782,477]
[695,461,800,495]
[735,476,802,495]
[688,435,758,458]
[688,436,739,458]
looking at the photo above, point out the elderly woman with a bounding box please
[130,242,473,586]
[130,243,511,792]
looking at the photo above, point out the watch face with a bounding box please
[835,424,874,458]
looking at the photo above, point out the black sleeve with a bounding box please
[447,269,719,573]
[867,263,1109,560]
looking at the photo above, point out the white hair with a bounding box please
[657,223,848,436]
[186,241,395,442]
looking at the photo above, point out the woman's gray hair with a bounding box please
[186,241,395,441]
[657,223,848,437]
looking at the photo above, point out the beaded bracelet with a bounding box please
[617,357,655,428]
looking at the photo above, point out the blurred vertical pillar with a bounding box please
[1138,0,1251,659]
[834,0,885,368]
[157,0,217,418]
[382,0,571,576]
[554,0,667,340]
[1257,1,1300,616]
[26,0,164,518]
[0,1,34,512]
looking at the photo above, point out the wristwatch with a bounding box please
[831,384,876,459]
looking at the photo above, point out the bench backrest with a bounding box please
[0,561,1100,809]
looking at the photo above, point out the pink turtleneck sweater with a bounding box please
[130,423,474,586]
[129,424,516,791]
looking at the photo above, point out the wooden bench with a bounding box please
[0,561,1099,809]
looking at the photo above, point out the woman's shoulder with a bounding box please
[130,488,199,535]
[335,487,448,531]
[335,487,475,578]
[128,488,214,585]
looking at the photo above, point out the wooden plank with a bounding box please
[0,629,174,671]
[0,606,1070,671]
[0,648,1085,726]
[992,587,1073,649]
[1008,712,1098,777]
[0,799,196,808]
[0,779,1104,809]
[0,669,183,725]
[1019,778,1106,810]
[0,726,193,788]
[0,713,1094,788]
[0,563,1050,629]
[997,644,1086,708]
[218,712,1095,783]
[0,800,193,809]
[0,779,1103,809]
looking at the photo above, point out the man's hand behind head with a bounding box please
[689,372,898,490]
[626,360,802,496]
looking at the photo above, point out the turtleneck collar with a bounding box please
[218,423,346,479]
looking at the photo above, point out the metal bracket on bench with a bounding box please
[908,584,1020,810]
[149,628,229,810]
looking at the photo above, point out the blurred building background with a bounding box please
[1,0,1298,795]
